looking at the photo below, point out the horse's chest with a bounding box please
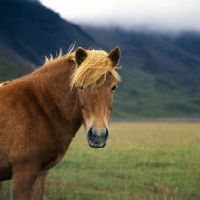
[0,169,12,181]
[42,153,66,171]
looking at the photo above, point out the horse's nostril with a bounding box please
[87,127,109,142]
[105,128,109,140]
[88,127,94,140]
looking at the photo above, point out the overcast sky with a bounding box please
[40,0,200,32]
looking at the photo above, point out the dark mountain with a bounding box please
[0,0,200,118]
[0,43,33,82]
[0,0,98,65]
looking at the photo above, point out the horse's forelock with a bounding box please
[41,47,121,89]
[70,49,121,88]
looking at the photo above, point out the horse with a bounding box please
[0,46,121,200]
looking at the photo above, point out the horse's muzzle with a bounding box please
[87,127,109,148]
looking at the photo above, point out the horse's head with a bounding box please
[72,47,121,148]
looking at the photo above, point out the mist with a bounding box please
[40,0,200,33]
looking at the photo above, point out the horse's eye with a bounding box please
[78,86,84,92]
[111,85,118,93]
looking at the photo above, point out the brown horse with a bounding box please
[0,46,121,199]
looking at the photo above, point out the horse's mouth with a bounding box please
[87,140,107,148]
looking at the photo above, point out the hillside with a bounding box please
[0,44,33,82]
[0,0,200,118]
[82,27,200,118]
[0,0,98,65]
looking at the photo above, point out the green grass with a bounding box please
[1,122,200,199]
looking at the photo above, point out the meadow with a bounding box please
[1,122,200,200]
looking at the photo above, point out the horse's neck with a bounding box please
[30,59,82,128]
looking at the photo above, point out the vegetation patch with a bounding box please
[0,60,19,82]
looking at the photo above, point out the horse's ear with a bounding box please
[75,47,87,65]
[108,46,121,67]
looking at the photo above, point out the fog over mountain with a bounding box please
[40,0,200,33]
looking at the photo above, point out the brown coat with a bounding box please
[0,46,121,200]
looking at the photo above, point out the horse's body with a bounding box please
[0,46,121,199]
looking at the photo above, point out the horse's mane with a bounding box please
[0,80,19,87]
[0,82,8,87]
[44,47,121,88]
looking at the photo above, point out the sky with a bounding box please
[39,0,200,33]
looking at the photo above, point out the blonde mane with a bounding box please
[44,47,121,88]
[0,81,11,87]
[70,49,121,88]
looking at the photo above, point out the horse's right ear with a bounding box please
[108,46,121,67]
[75,47,87,65]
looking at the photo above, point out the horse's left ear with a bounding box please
[75,47,87,65]
[108,46,121,67]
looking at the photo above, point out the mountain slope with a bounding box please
[0,44,33,82]
[0,0,98,66]
[82,27,200,118]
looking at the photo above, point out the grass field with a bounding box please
[1,122,200,199]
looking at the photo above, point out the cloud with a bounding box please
[40,0,200,32]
